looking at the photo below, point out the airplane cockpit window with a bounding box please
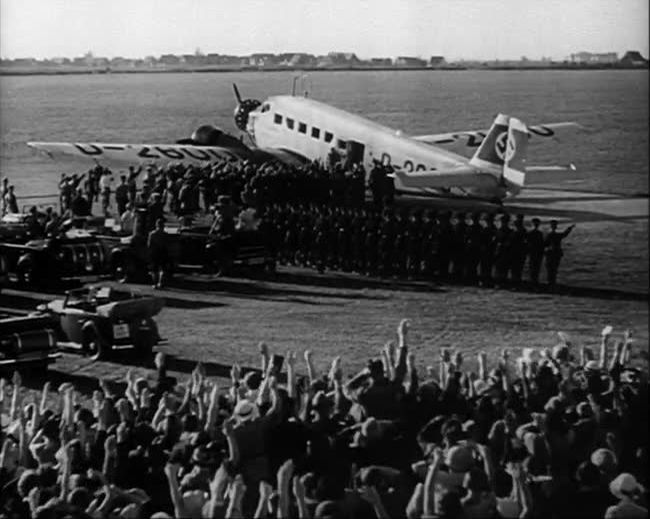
[261,103,270,113]
[337,139,347,150]
[274,113,283,124]
[311,127,320,139]
[298,122,307,134]
[324,132,333,143]
[286,118,295,129]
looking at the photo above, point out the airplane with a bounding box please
[27,83,580,202]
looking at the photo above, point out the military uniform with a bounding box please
[509,215,528,285]
[527,218,545,285]
[494,214,512,287]
[544,221,575,286]
[464,213,483,285]
[479,214,496,286]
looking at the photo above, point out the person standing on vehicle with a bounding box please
[1,178,9,215]
[99,169,113,215]
[544,220,575,288]
[115,175,129,217]
[3,184,18,214]
[147,217,169,289]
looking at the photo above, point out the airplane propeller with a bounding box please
[233,83,261,132]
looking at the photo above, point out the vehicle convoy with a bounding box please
[35,285,164,360]
[96,210,275,282]
[0,313,61,375]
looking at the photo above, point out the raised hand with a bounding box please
[154,352,166,370]
[292,475,306,501]
[398,318,411,338]
[304,350,312,363]
[12,371,22,388]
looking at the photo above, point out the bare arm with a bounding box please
[276,459,294,519]
[304,350,316,384]
[164,463,186,519]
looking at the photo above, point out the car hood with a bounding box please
[96,297,164,320]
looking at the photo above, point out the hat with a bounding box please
[191,445,218,467]
[609,473,645,500]
[591,448,618,472]
[584,360,600,372]
[532,217,541,224]
[233,400,259,423]
[445,445,475,473]
[215,195,232,207]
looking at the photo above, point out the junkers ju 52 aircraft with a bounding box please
[28,83,580,202]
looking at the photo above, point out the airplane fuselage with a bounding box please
[247,95,507,199]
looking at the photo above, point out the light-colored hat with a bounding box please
[609,473,645,499]
[233,400,259,423]
[591,448,618,472]
[585,360,600,372]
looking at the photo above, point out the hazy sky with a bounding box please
[1,0,648,61]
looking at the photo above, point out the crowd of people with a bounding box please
[2,156,576,288]
[0,321,647,518]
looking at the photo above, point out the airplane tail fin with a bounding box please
[468,113,510,172]
[502,117,528,194]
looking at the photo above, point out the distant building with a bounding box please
[395,56,427,67]
[369,57,391,67]
[159,54,181,65]
[570,51,618,64]
[320,52,363,67]
[429,56,446,67]
[620,50,648,67]
[248,53,278,66]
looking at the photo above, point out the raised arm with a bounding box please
[276,459,294,519]
[599,326,612,370]
[304,350,316,385]
[394,319,411,384]
[164,462,186,519]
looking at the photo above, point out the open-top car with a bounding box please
[36,285,164,360]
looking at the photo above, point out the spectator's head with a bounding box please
[591,448,618,478]
[182,489,208,519]
[67,486,92,510]
[576,461,601,488]
[232,399,259,425]
[609,473,645,501]
[367,359,385,381]
[445,445,475,474]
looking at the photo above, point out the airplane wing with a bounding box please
[27,142,252,165]
[412,121,581,147]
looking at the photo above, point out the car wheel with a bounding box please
[16,260,35,288]
[82,324,109,361]
[111,254,128,283]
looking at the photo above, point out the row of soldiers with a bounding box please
[261,204,575,286]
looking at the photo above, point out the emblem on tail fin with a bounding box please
[469,113,510,172]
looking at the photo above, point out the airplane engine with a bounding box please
[234,99,261,131]
[191,125,224,146]
[232,83,261,132]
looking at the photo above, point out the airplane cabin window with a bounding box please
[311,127,320,139]
[337,139,347,150]
[298,122,307,134]
[261,103,270,113]
[324,132,333,143]
[286,118,295,129]
[274,113,283,124]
